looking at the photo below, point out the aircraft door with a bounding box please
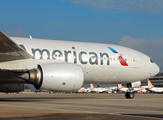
[131,54,139,68]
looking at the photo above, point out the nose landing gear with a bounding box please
[125,83,135,99]
[125,92,135,99]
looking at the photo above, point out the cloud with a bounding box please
[118,36,163,71]
[5,28,26,37]
[118,36,163,53]
[66,0,163,13]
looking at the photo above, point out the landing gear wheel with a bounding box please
[125,92,135,99]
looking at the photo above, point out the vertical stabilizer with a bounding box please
[90,84,95,89]
[147,79,155,88]
[118,84,125,89]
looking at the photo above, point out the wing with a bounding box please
[0,31,33,61]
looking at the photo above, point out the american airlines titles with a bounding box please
[20,45,110,65]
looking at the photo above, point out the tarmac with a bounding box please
[0,93,162,120]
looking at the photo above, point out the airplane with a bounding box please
[147,79,163,93]
[118,84,143,93]
[139,86,148,93]
[118,84,129,92]
[90,84,109,93]
[77,87,88,93]
[0,31,159,99]
[107,86,118,93]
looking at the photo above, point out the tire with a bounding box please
[125,92,135,99]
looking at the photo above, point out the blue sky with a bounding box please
[1,0,163,72]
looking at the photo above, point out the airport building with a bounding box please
[141,72,163,87]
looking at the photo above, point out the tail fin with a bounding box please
[118,84,125,89]
[147,79,155,88]
[90,84,95,89]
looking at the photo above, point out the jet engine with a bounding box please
[21,62,84,92]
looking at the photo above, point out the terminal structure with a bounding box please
[141,72,163,87]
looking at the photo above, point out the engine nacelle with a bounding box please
[0,84,24,92]
[25,63,84,92]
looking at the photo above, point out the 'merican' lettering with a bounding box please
[20,45,109,65]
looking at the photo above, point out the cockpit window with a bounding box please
[150,59,154,63]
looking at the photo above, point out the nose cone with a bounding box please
[150,63,160,77]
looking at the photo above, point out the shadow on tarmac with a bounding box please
[0,96,96,102]
[0,113,157,120]
[123,114,163,119]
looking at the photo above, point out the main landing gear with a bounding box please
[125,83,135,99]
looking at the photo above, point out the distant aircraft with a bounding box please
[106,86,117,93]
[90,84,109,93]
[147,79,163,93]
[0,31,159,99]
[118,84,129,92]
[139,86,148,93]
[77,87,88,93]
[118,84,141,93]
[108,86,118,93]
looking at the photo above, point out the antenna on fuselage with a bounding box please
[29,35,32,39]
